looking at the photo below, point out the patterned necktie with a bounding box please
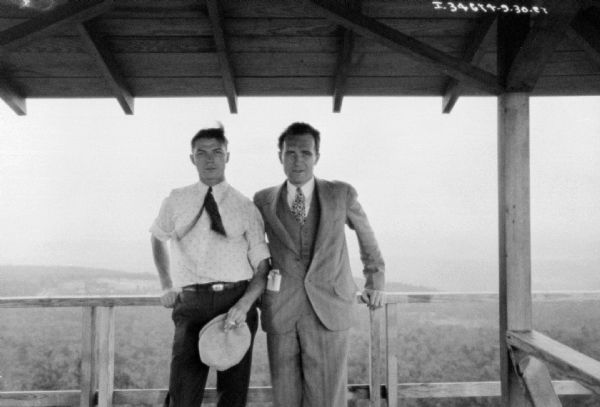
[291,187,306,226]
[204,186,227,236]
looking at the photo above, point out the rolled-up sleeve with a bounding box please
[246,203,271,269]
[345,185,385,290]
[149,196,175,242]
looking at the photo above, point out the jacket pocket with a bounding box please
[333,284,355,304]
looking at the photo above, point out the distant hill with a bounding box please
[0,265,159,296]
[0,265,432,297]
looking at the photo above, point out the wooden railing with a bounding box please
[1,291,600,407]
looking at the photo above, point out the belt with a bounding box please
[181,280,249,292]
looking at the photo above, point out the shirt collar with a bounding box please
[198,180,228,202]
[286,177,315,202]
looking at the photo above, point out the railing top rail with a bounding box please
[1,290,600,308]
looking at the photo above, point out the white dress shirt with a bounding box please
[150,181,270,288]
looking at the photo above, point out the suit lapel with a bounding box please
[263,182,299,255]
[311,179,338,262]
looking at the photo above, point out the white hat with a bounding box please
[198,313,251,371]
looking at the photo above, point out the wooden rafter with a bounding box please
[0,76,25,115]
[307,0,502,95]
[568,9,600,69]
[505,0,581,91]
[333,27,354,113]
[78,22,134,115]
[0,0,113,52]
[333,0,360,113]
[442,15,496,114]
[206,0,238,114]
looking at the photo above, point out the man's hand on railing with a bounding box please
[160,288,179,308]
[360,289,385,310]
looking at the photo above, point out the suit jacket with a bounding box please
[254,179,385,334]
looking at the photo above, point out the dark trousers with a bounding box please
[167,284,258,407]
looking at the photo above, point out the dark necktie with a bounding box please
[204,187,227,237]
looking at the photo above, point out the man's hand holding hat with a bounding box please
[224,299,250,331]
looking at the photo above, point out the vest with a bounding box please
[276,185,320,273]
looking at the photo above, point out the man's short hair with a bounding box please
[191,123,228,150]
[278,122,320,154]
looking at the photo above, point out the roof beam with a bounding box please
[333,27,355,113]
[505,0,581,91]
[0,76,26,115]
[206,0,238,114]
[78,22,134,115]
[0,0,114,52]
[333,0,360,113]
[568,9,600,68]
[307,0,502,95]
[442,15,496,114]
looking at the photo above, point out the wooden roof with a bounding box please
[1,0,600,115]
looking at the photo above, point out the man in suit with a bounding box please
[253,122,385,407]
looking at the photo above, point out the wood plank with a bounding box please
[214,0,487,19]
[1,33,583,55]
[497,92,532,407]
[0,391,80,406]
[0,35,488,55]
[369,308,383,406]
[507,330,600,395]
[442,15,496,113]
[207,0,237,113]
[533,74,600,94]
[0,0,472,19]
[506,0,581,90]
[0,75,25,115]
[307,0,501,94]
[0,381,593,406]
[0,0,488,19]
[10,76,449,97]
[2,291,600,308]
[510,353,562,407]
[96,307,115,407]
[80,307,98,407]
[6,50,600,80]
[57,17,475,37]
[568,10,600,69]
[385,303,398,407]
[0,0,114,52]
[78,22,134,114]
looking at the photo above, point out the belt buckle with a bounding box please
[212,283,224,292]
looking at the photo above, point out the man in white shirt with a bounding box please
[150,124,270,407]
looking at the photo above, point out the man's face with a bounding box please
[279,133,320,186]
[190,137,229,186]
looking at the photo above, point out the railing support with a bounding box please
[81,306,98,407]
[385,303,399,407]
[498,92,532,407]
[369,308,384,406]
[97,306,115,407]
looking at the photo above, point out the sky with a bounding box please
[1,95,599,291]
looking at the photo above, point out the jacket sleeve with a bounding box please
[345,184,385,290]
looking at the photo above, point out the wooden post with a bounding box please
[498,92,533,407]
[97,306,115,407]
[369,308,383,406]
[385,303,398,407]
[81,306,98,407]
